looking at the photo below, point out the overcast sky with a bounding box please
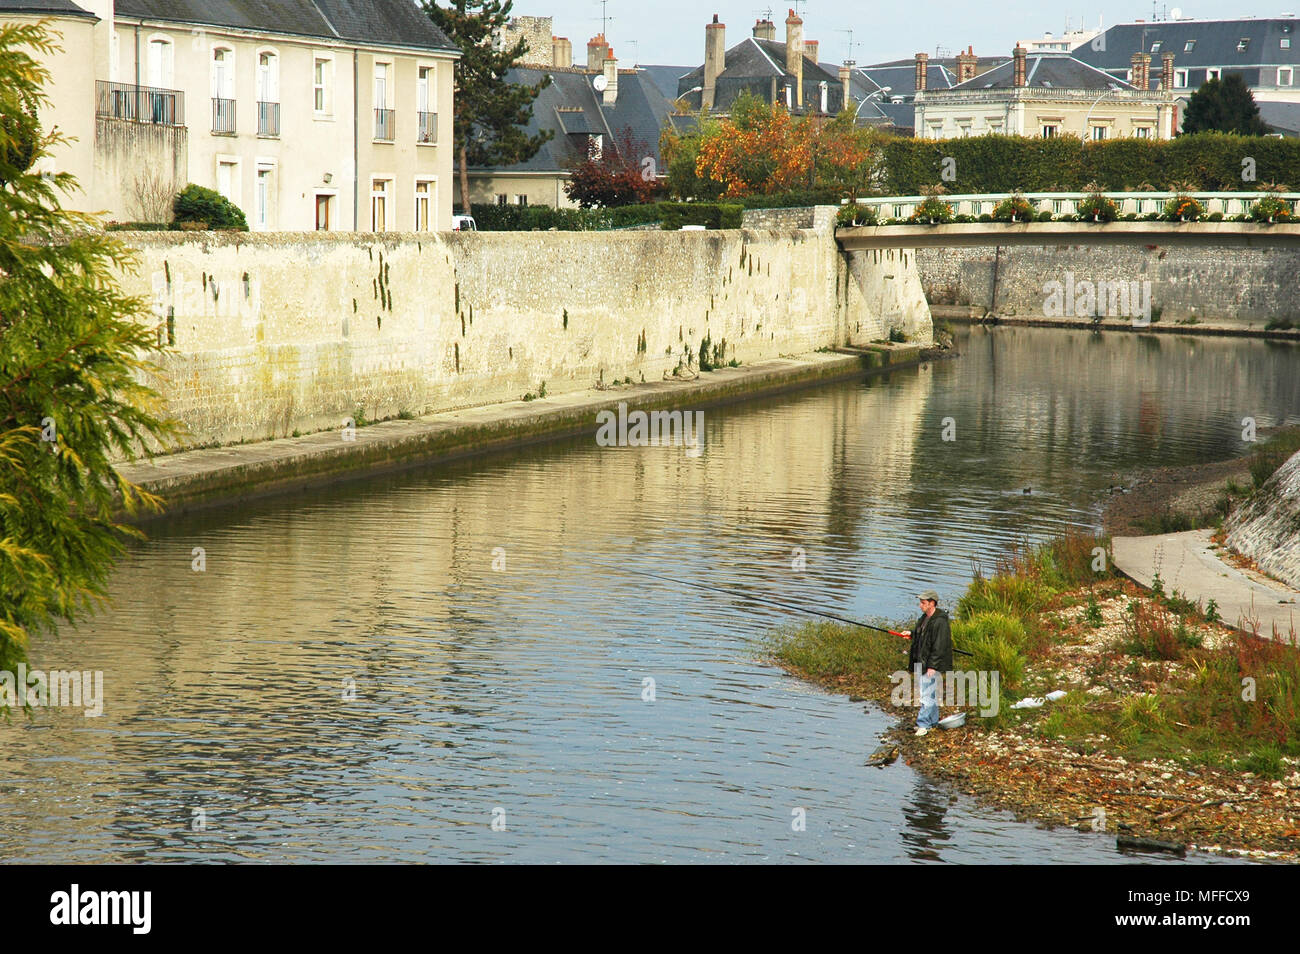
[506,1,1290,66]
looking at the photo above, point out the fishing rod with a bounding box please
[624,567,973,655]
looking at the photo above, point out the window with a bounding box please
[959,124,971,137]
[1150,41,1161,53]
[1281,67,1294,86]
[1041,124,1059,138]
[417,66,436,143]
[1184,40,1196,52]
[257,52,280,137]
[1134,126,1152,139]
[1238,38,1250,52]
[314,57,332,114]
[315,194,332,230]
[989,122,1003,134]
[516,195,528,206]
[255,166,273,229]
[415,181,432,231]
[374,62,393,140]
[1284,38,1293,49]
[1207,68,1222,80]
[1175,69,1188,87]
[212,47,235,134]
[371,179,390,232]
[496,193,508,206]
[216,159,239,206]
[1091,125,1108,141]
[148,37,173,88]
[588,134,603,159]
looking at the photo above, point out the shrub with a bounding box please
[966,633,1026,690]
[909,195,954,224]
[1249,194,1294,223]
[173,183,248,231]
[1163,193,1204,222]
[1036,209,1053,221]
[835,203,878,227]
[1076,185,1120,222]
[1207,210,1224,221]
[991,193,1036,222]
[659,201,744,230]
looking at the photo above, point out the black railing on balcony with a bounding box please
[212,97,236,135]
[258,101,280,137]
[375,108,394,141]
[417,111,437,144]
[95,81,185,126]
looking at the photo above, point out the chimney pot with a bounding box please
[915,52,929,93]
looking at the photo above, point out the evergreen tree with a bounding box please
[423,0,554,212]
[1182,74,1270,136]
[0,23,178,680]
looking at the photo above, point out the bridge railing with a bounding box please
[855,192,1300,220]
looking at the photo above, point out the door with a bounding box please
[316,194,331,231]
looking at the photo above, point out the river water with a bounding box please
[5,327,1299,864]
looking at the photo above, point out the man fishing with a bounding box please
[902,590,953,737]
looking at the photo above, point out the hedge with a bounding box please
[468,203,662,231]
[880,132,1300,195]
[173,183,248,231]
[658,202,744,230]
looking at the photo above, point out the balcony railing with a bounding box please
[375,107,394,141]
[417,111,437,144]
[95,81,184,126]
[212,97,236,135]
[258,101,280,137]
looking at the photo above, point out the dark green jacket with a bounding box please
[908,608,954,674]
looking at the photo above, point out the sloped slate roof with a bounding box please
[677,36,842,92]
[950,53,1134,90]
[0,0,94,16]
[472,66,671,174]
[1074,18,1300,72]
[853,62,956,99]
[1259,100,1300,136]
[640,64,693,101]
[114,0,456,52]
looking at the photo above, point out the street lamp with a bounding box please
[855,86,892,119]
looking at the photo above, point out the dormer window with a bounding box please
[1237,38,1250,52]
[1184,40,1196,52]
[1150,41,1162,53]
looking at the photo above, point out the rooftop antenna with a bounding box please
[836,27,857,64]
[792,0,809,18]
[594,0,614,38]
[626,38,639,67]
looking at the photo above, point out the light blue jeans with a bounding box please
[918,672,940,728]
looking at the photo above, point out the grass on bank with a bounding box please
[766,529,1300,779]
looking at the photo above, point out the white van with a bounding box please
[452,214,477,232]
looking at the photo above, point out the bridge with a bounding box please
[837,190,1300,250]
[837,221,1300,250]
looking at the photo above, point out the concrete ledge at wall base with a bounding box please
[937,312,1300,340]
[119,345,923,518]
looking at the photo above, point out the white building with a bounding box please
[1,0,460,231]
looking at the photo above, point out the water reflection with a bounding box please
[1,327,1294,863]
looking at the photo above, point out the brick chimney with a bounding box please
[602,48,619,104]
[785,9,804,107]
[839,62,853,112]
[1161,52,1175,91]
[1130,52,1151,89]
[955,46,977,84]
[914,52,928,92]
[704,14,726,110]
[586,34,609,72]
[753,18,776,40]
[552,36,572,69]
[1013,45,1027,87]
[805,39,819,63]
